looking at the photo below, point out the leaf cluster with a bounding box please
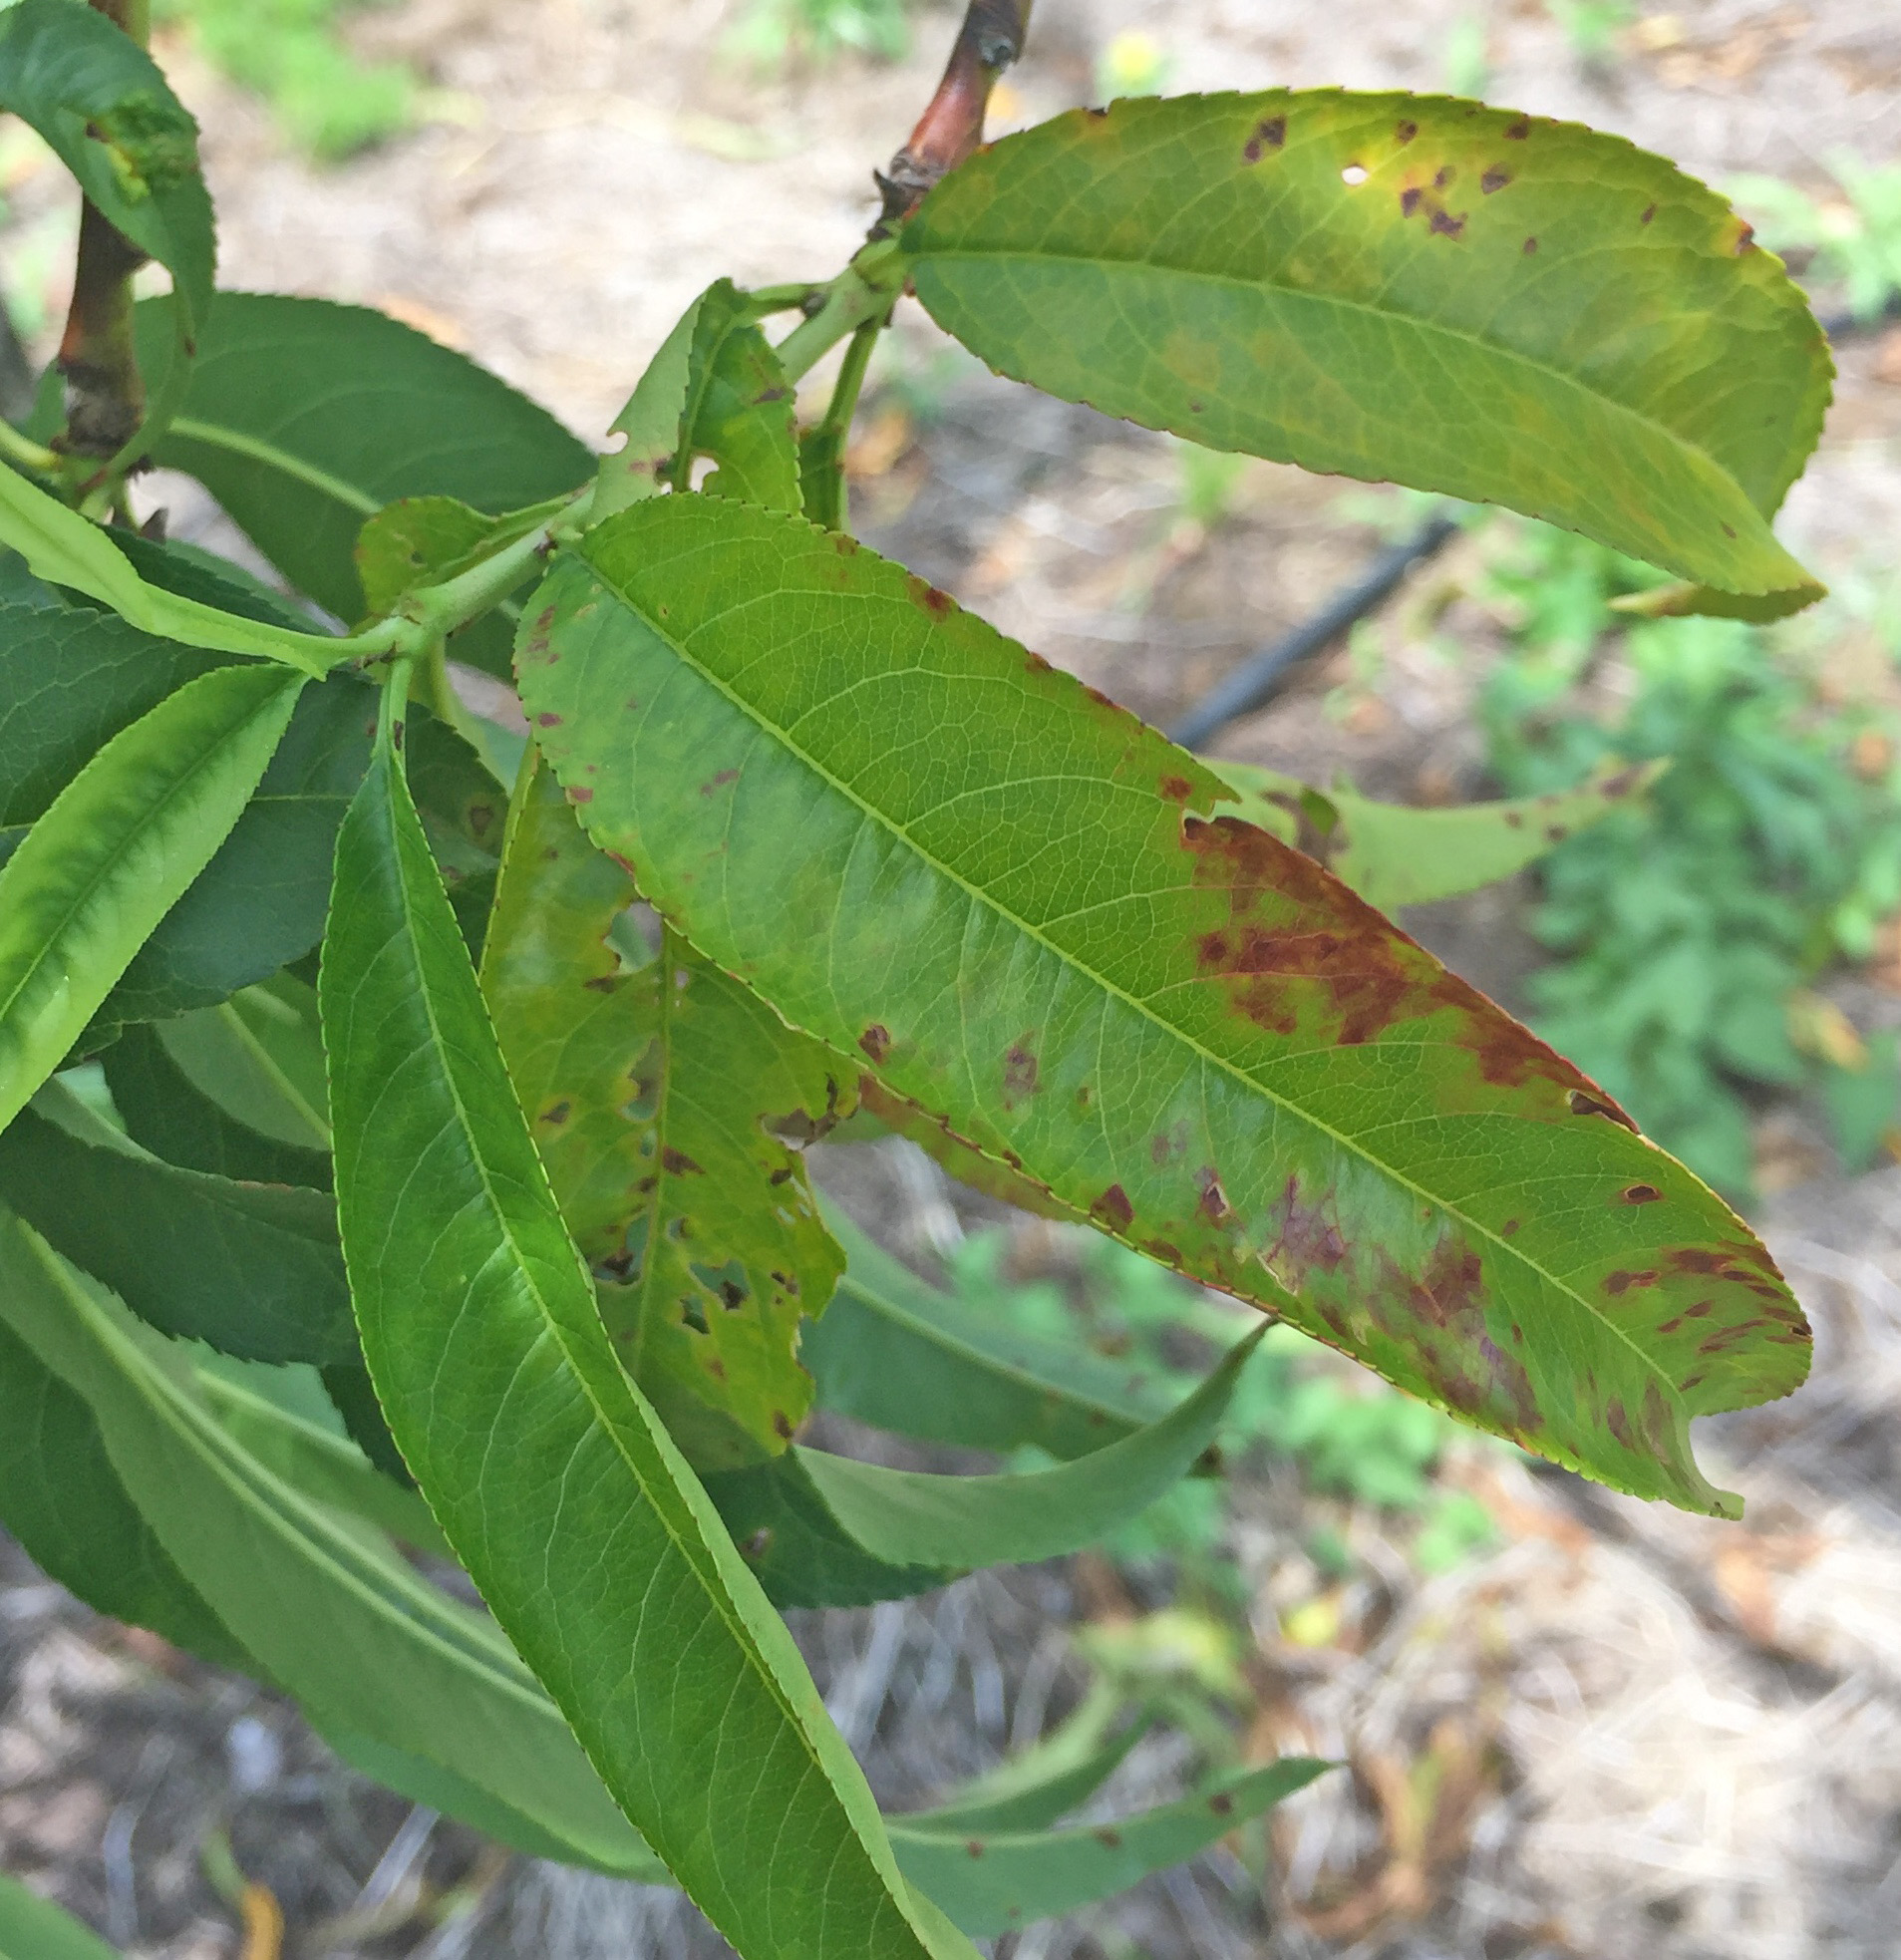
[0,6,1836,1950]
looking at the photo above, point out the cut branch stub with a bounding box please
[516,495,1812,1518]
[873,0,1034,234]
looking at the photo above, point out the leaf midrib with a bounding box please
[593,553,1684,1416]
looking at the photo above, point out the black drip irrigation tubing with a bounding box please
[1163,295,1901,754]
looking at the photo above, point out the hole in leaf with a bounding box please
[1341,163,1369,185]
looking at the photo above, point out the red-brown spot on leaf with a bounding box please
[1504,119,1529,140]
[1641,203,1658,225]
[1395,119,1418,143]
[1401,186,1424,217]
[1429,208,1467,239]
[1003,1041,1040,1105]
[1243,115,1286,162]
[1605,1399,1635,1450]
[1502,1218,1520,1236]
[858,1024,891,1064]
[1604,1269,1660,1296]
[1623,1183,1662,1205]
[1144,1238,1181,1264]
[661,1146,704,1175]
[1094,1827,1123,1847]
[1481,166,1511,193]
[906,573,954,617]
[1196,1168,1231,1224]
[1522,235,1538,254]
[773,1410,794,1441]
[539,1101,571,1127]
[566,785,593,804]
[1160,774,1193,804]
[700,768,739,796]
[1569,1088,1639,1131]
[1209,1793,1234,1816]
[535,712,562,728]
[1092,1183,1134,1228]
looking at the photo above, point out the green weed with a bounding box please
[156,0,414,161]
[1476,523,1901,1194]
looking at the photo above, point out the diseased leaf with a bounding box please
[804,1209,1164,1458]
[903,92,1828,608]
[0,0,213,336]
[1212,759,1668,911]
[0,1212,659,1878]
[138,292,593,625]
[519,498,1811,1517]
[0,664,303,1134]
[101,1021,333,1188]
[888,1757,1332,1936]
[0,1090,352,1365]
[323,724,975,1960]
[480,757,846,1466]
[0,1871,121,1960]
[597,280,801,519]
[852,1077,1080,1221]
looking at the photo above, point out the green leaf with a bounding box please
[902,92,1828,607]
[597,279,801,520]
[0,1090,352,1365]
[804,1208,1164,1458]
[0,663,303,1135]
[480,755,846,1466]
[707,1327,1253,1607]
[0,1210,659,1879]
[0,0,213,337]
[0,1872,120,1960]
[313,1719,665,1878]
[100,1021,332,1188]
[192,1360,446,1554]
[0,1308,247,1669]
[0,592,224,826]
[519,498,1812,1518]
[907,1723,1145,1838]
[791,1324,1259,1570]
[906,1696,1144,1836]
[154,980,332,1150]
[887,1757,1332,1936]
[86,673,375,1039]
[0,466,337,672]
[702,1449,959,1609]
[140,292,594,623]
[322,723,976,1960]
[1211,759,1667,910]
[356,493,567,616]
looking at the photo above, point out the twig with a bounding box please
[56,2,154,462]
[871,0,1033,236]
